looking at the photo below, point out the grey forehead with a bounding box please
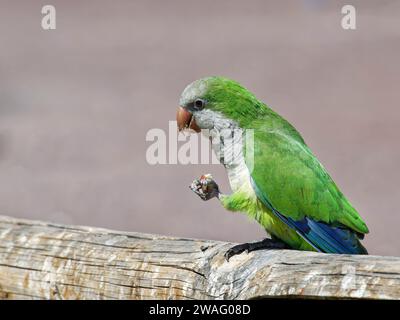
[179,79,208,106]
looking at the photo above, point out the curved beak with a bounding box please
[176,106,201,132]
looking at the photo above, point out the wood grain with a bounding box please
[0,215,399,300]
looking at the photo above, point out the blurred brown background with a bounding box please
[0,0,399,255]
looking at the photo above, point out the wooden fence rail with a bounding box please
[0,215,399,300]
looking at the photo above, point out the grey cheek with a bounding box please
[193,112,214,130]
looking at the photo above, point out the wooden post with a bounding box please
[0,215,399,300]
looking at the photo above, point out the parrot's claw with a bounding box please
[190,174,220,201]
[224,238,289,261]
[224,243,250,261]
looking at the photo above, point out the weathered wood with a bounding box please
[0,215,399,300]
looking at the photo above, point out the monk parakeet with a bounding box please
[177,76,369,260]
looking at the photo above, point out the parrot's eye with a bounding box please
[194,99,205,110]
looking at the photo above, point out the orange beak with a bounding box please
[176,106,201,132]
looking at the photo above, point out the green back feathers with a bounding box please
[250,129,369,235]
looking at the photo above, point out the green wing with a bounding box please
[246,126,368,253]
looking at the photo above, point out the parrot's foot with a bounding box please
[224,238,289,261]
[190,174,220,201]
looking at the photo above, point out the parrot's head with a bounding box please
[177,76,266,132]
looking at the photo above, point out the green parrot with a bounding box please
[176,76,369,260]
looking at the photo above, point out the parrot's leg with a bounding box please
[224,237,289,261]
[189,175,289,261]
[190,174,220,201]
